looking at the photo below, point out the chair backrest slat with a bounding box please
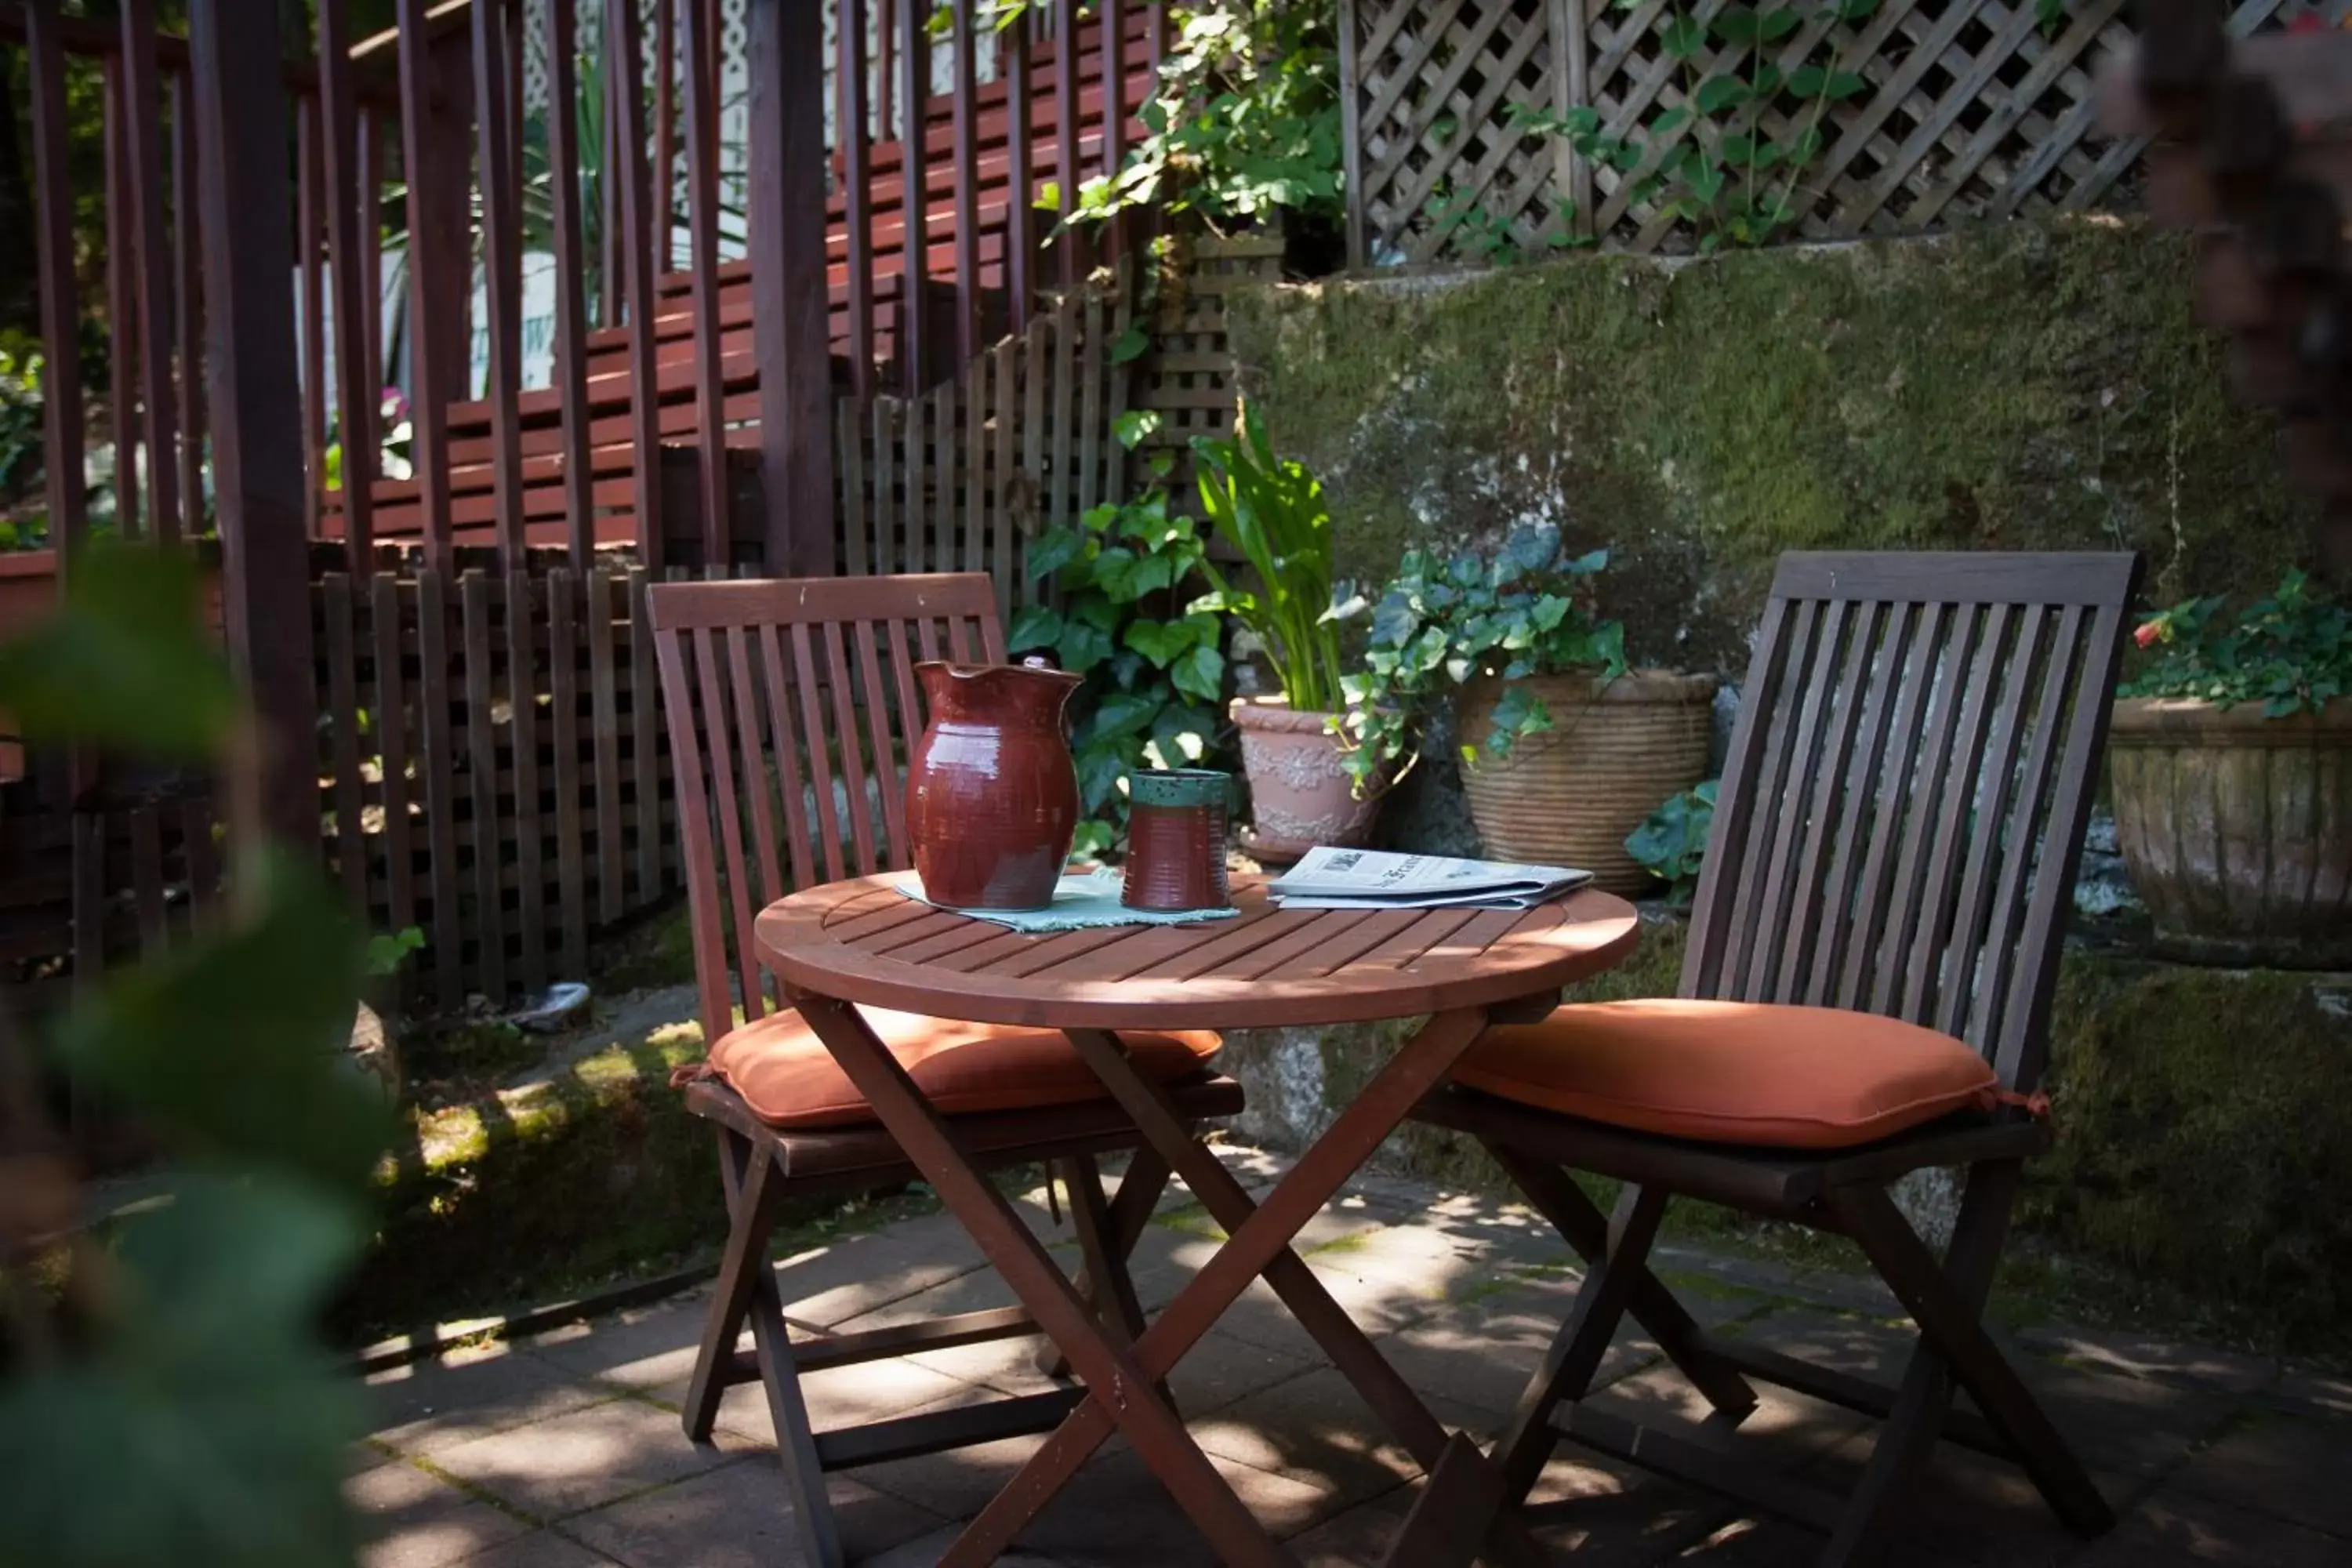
[1680,552,2140,1093]
[648,573,1006,1044]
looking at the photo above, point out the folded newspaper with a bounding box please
[1265,847,1592,910]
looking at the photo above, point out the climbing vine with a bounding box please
[1432,0,1885,257]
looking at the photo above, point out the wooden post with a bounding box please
[898,0,930,394]
[24,0,85,570]
[681,0,729,563]
[748,0,837,576]
[121,0,183,547]
[548,0,597,564]
[318,0,376,568]
[839,0,875,397]
[475,0,528,568]
[189,0,318,851]
[1338,0,1367,270]
[397,0,467,572]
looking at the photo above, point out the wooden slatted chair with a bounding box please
[1410,551,2140,1566]
[647,573,1243,1568]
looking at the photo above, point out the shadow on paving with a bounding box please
[346,1145,2352,1567]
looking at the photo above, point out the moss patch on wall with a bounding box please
[2025,960,2352,1346]
[1227,218,2315,670]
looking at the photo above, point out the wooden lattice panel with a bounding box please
[1345,0,2352,263]
[1136,234,1290,499]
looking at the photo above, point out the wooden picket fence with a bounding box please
[1339,0,2350,265]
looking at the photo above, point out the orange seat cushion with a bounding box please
[705,1006,1223,1130]
[1454,1000,2001,1149]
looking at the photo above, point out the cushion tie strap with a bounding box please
[1977,1085,2052,1120]
[670,1062,717,1091]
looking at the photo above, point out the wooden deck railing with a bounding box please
[0,0,1187,1009]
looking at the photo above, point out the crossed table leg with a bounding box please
[794,992,1552,1567]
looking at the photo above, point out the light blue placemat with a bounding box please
[896,869,1240,932]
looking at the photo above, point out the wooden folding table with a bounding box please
[757,873,1640,1566]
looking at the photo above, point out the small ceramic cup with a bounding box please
[1122,769,1232,912]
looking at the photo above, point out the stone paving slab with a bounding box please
[349,1146,2352,1567]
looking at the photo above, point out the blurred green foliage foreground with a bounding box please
[0,543,393,1567]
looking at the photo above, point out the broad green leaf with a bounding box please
[1109,325,1151,364]
[1008,603,1065,653]
[1122,618,1199,668]
[1695,76,1749,115]
[58,855,388,1193]
[1660,16,1705,56]
[1759,7,1802,42]
[1827,71,1868,100]
[1026,526,1088,579]
[1788,64,1827,97]
[0,539,239,759]
[1113,408,1163,450]
[1086,688,1163,742]
[1056,619,1116,674]
[1711,6,1760,45]
[1650,107,1693,136]
[0,1178,370,1568]
[1168,643,1225,703]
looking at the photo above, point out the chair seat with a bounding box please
[1453,999,2002,1150]
[702,1005,1223,1130]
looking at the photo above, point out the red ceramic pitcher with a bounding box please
[906,658,1084,909]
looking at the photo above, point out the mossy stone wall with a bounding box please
[1225,217,2315,670]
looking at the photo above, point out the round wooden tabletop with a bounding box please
[756,874,1642,1030]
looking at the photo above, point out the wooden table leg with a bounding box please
[793,994,1290,1568]
[950,1006,1544,1568]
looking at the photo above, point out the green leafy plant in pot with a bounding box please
[1190,413,1367,861]
[1344,529,1718,893]
[2110,568,2352,965]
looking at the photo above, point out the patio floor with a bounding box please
[354,1145,2352,1567]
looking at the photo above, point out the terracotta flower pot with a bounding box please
[2109,695,2352,967]
[1230,696,1381,863]
[1456,670,1719,895]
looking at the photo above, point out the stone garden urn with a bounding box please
[2108,695,2352,967]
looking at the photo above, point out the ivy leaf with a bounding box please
[1370,592,1421,649]
[1711,5,1760,45]
[1095,546,1178,604]
[1695,76,1750,115]
[1659,16,1706,56]
[1056,619,1116,674]
[1168,643,1225,703]
[1028,525,1088,579]
[1827,71,1869,100]
[1719,134,1764,167]
[1086,688,1163,743]
[1687,161,1727,204]
[1122,617,1200,668]
[1008,603,1064,653]
[1114,408,1163,449]
[0,539,239,760]
[1499,524,1562,583]
[1109,325,1151,364]
[1788,64,1827,97]
[1759,8,1802,42]
[1650,107,1693,136]
[1837,0,1882,20]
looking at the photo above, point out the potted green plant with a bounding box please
[1343,529,1717,892]
[2111,568,2352,966]
[1191,415,1367,861]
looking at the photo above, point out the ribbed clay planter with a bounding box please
[1230,696,1381,863]
[2109,696,2352,967]
[1456,670,1719,895]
